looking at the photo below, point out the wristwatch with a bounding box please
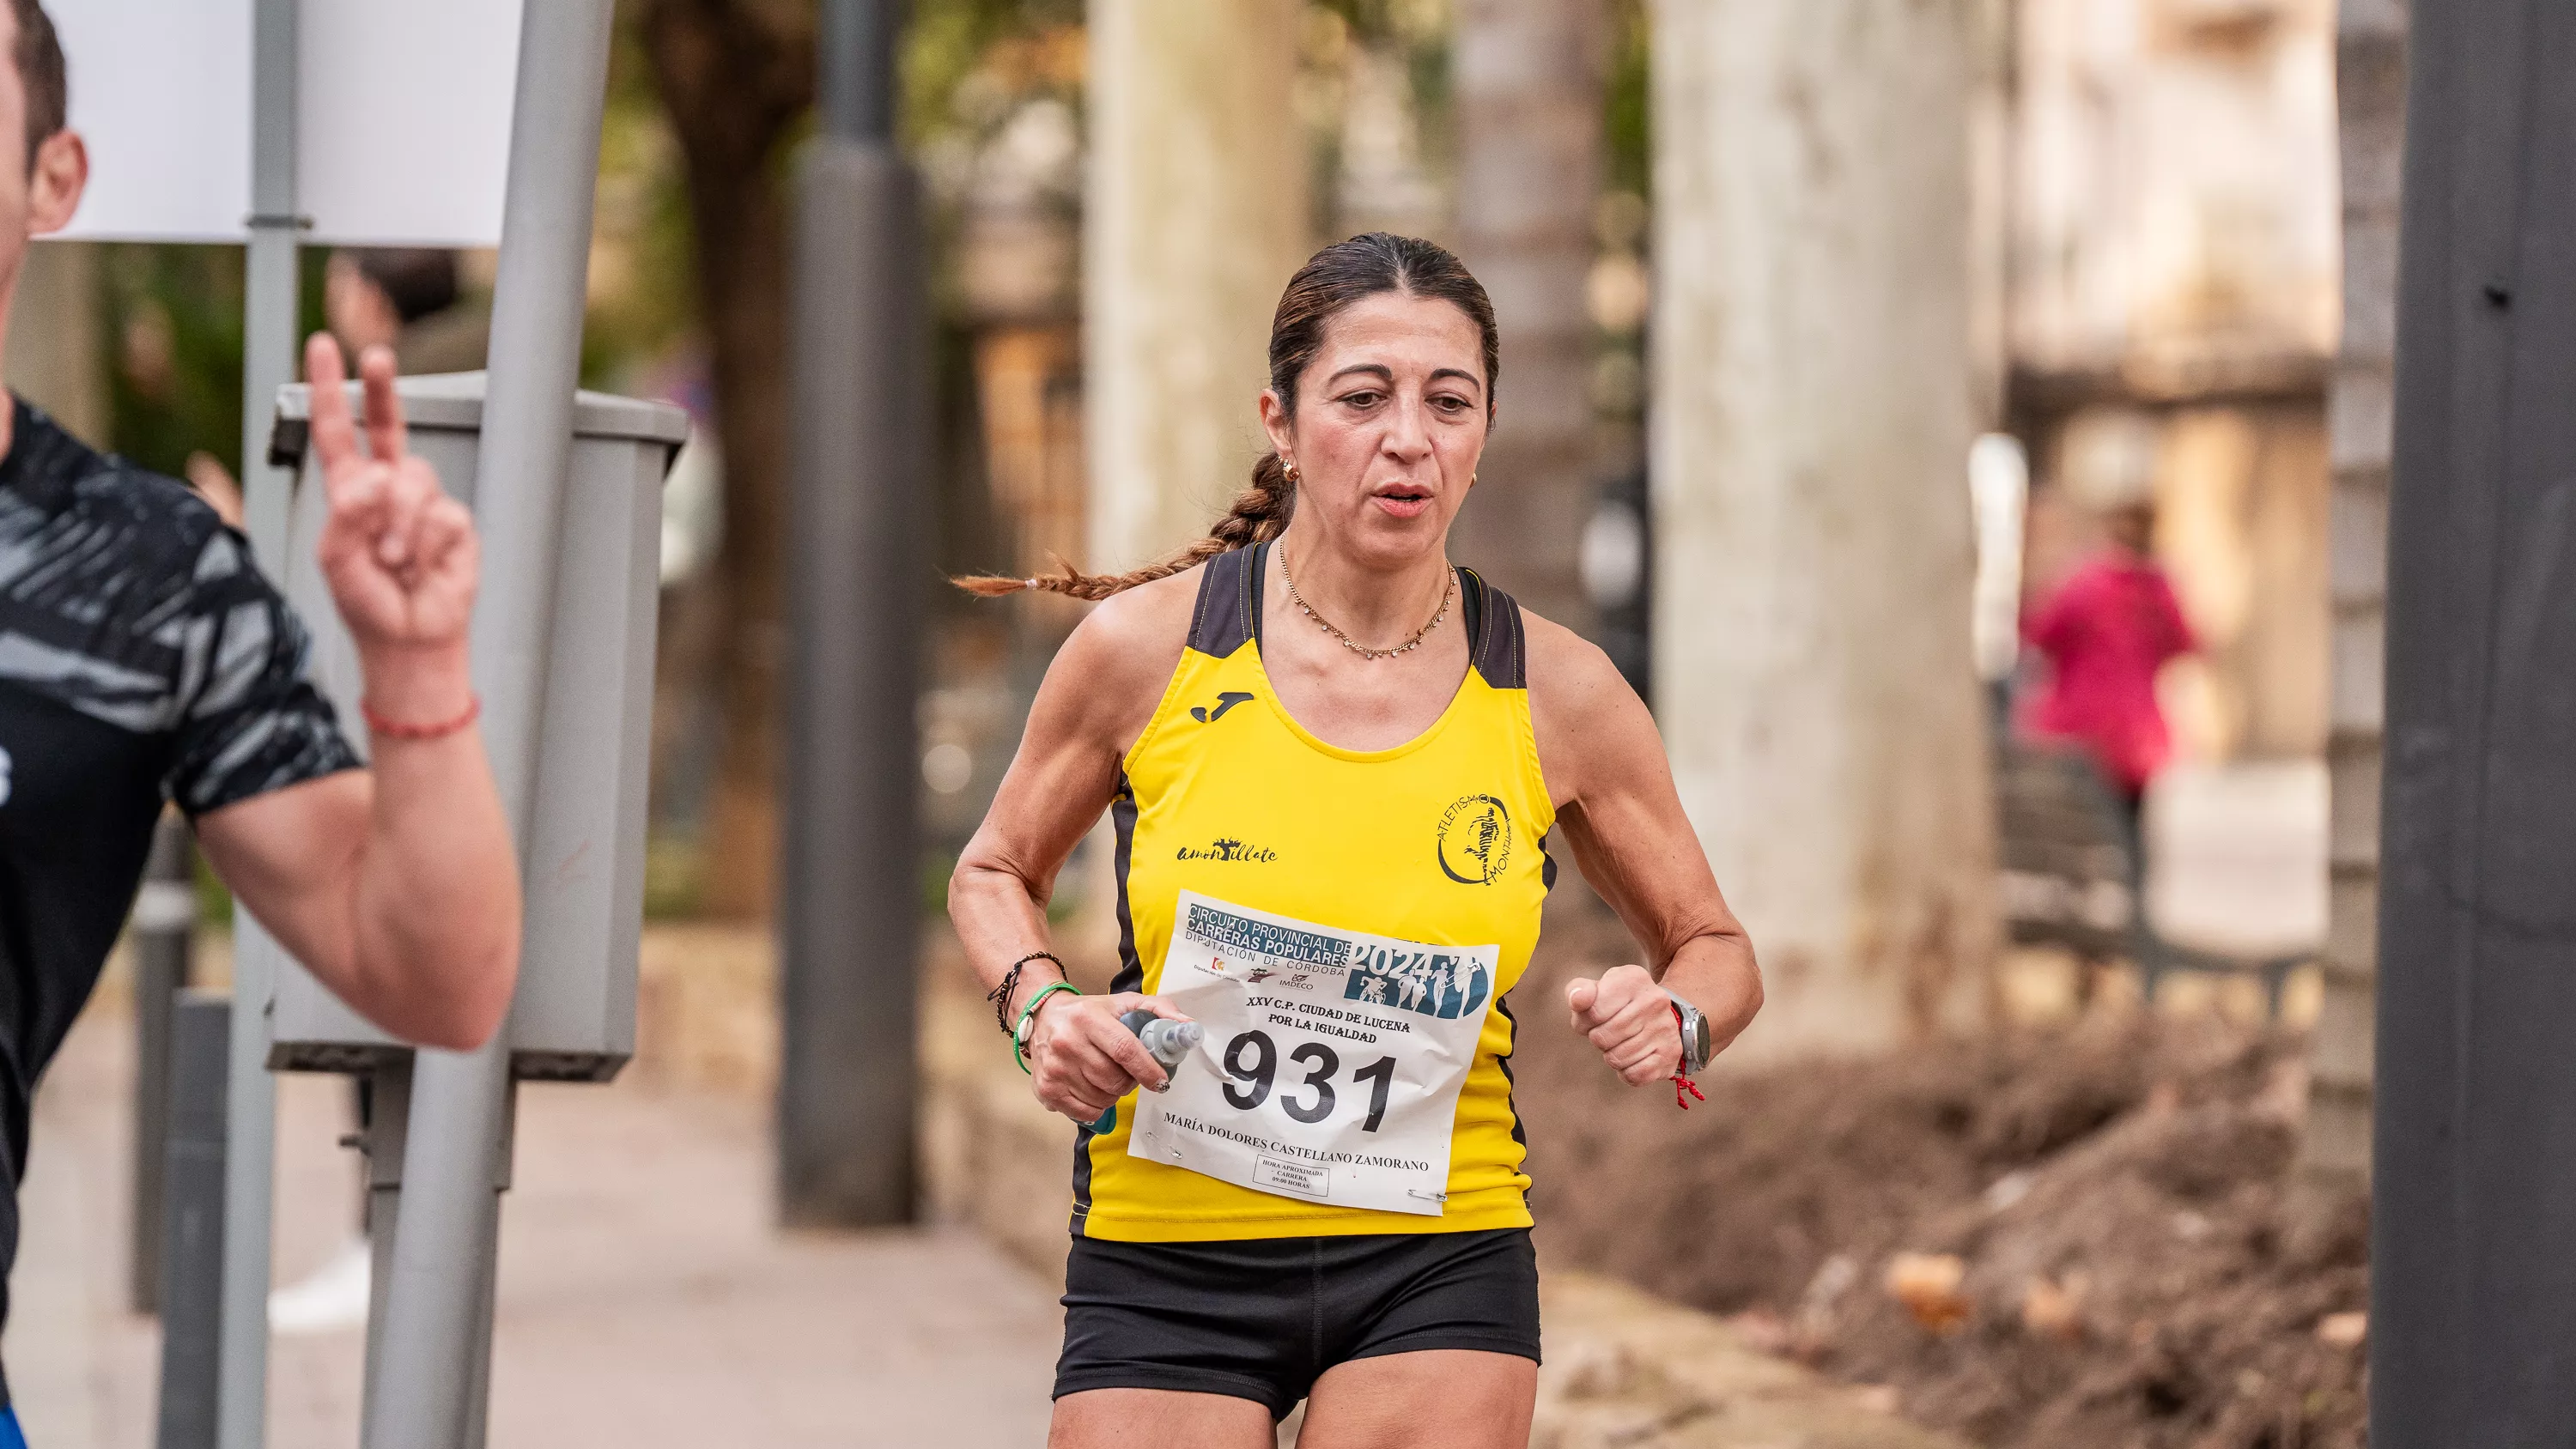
[1667,990,1712,1076]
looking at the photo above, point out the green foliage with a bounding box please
[1311,0,1450,46]
[99,246,246,478]
[97,244,331,481]
[192,846,234,927]
[644,830,708,919]
[1605,0,1652,200]
[584,15,702,388]
[902,0,1084,149]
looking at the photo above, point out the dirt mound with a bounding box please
[1512,910,2368,1449]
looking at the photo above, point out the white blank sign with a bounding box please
[48,0,521,246]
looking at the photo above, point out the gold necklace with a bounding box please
[1279,546,1456,661]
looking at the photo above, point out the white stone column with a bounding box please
[1085,0,1311,572]
[2295,0,2407,1219]
[1449,0,1604,631]
[1649,0,1997,1056]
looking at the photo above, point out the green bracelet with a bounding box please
[1013,980,1083,1074]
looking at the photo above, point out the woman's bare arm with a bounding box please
[948,571,1200,1120]
[1526,617,1761,1082]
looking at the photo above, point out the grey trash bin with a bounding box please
[246,372,689,1082]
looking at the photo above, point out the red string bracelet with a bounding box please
[361,693,482,741]
[1667,997,1706,1108]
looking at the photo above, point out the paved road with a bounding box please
[6,1001,1062,1449]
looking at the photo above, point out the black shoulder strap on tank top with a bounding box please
[1194,544,1524,685]
[1186,544,1262,657]
[1455,567,1528,690]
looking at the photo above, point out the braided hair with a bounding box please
[955,232,1498,601]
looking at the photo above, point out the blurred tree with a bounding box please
[637,0,814,919]
[1447,0,1605,635]
[100,246,247,479]
[1085,0,1309,573]
[586,28,700,388]
[1601,0,1646,200]
[635,0,1084,917]
[99,245,327,478]
[1649,0,1997,1054]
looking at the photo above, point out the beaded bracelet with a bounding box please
[1012,981,1082,1075]
[986,950,1069,1036]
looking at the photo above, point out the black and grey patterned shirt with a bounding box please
[0,397,360,1400]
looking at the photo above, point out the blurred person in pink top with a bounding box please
[2020,496,2196,820]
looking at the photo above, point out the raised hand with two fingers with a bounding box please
[306,333,479,655]
[303,333,481,727]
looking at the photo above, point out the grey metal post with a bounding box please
[2369,0,2576,1441]
[779,0,925,1227]
[218,0,301,1439]
[158,992,233,1449]
[357,2,619,1445]
[131,812,194,1313]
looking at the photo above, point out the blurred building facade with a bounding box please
[2007,0,2341,764]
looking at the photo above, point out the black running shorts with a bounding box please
[1054,1228,1541,1418]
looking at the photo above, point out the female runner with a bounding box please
[950,233,1761,1449]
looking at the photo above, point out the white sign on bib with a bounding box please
[1127,891,1500,1216]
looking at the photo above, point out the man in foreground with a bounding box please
[0,3,522,1436]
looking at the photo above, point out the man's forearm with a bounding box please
[353,642,521,1049]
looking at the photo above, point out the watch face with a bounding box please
[1691,1012,1712,1058]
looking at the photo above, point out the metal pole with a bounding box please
[779,0,924,1227]
[238,0,300,573]
[2369,0,2576,1441]
[157,992,232,1449]
[131,812,195,1313]
[217,0,299,1438]
[358,2,617,1444]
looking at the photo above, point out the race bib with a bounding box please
[1127,890,1499,1216]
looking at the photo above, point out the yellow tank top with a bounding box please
[1072,542,1555,1241]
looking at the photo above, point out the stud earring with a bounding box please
[1283,460,1300,484]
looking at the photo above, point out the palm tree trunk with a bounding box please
[1649,0,1999,1055]
[1447,0,1606,634]
[1084,0,1309,572]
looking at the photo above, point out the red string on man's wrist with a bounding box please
[361,693,481,741]
[1673,1075,1705,1110]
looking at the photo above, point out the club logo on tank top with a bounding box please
[1435,794,1513,885]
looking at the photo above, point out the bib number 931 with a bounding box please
[1220,1030,1397,1133]
[1125,890,1501,1216]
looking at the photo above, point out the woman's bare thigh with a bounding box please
[1295,1349,1537,1449]
[1050,1387,1278,1449]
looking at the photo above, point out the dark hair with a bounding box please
[9,0,63,175]
[351,248,463,324]
[957,232,1499,600]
